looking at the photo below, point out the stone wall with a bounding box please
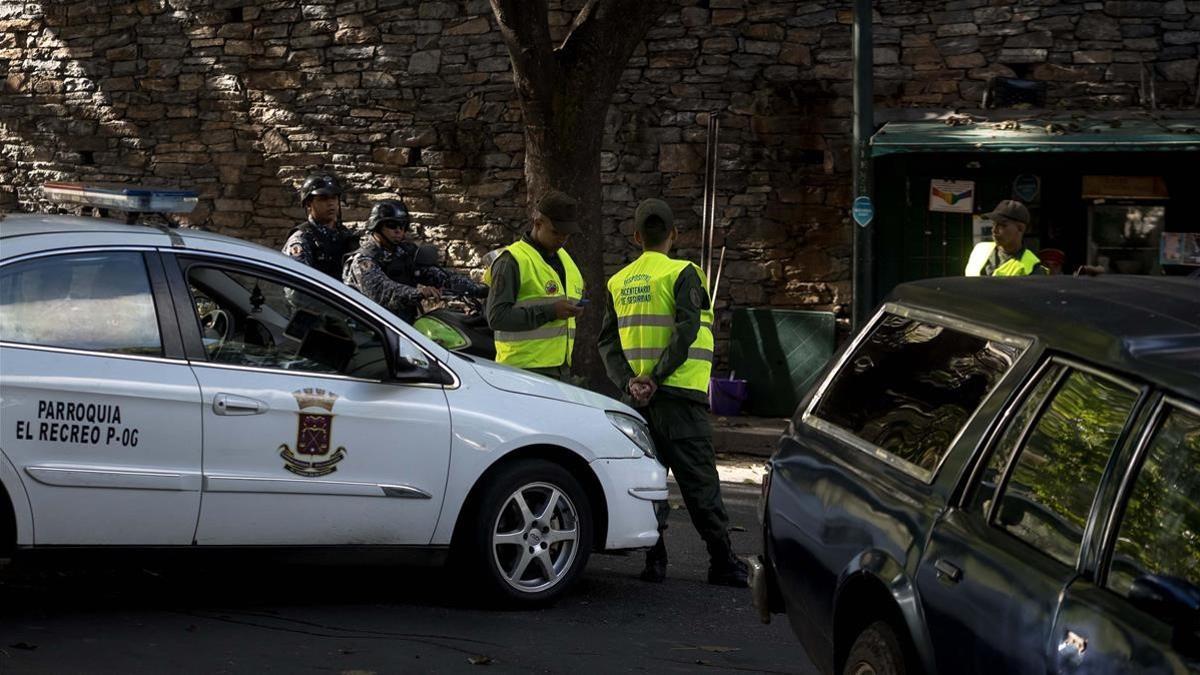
[1,0,1195,354]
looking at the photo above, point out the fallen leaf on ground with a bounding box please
[728,525,747,532]
[698,645,740,653]
[467,655,492,665]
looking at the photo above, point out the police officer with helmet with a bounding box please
[343,199,486,324]
[597,198,748,587]
[283,172,360,279]
[485,190,586,382]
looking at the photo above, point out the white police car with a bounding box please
[0,184,665,605]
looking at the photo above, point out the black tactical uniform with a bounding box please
[283,221,359,280]
[283,172,358,279]
[343,199,486,324]
[344,238,486,324]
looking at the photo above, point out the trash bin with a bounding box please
[709,376,749,416]
[729,308,836,417]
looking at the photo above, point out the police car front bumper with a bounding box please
[591,455,664,550]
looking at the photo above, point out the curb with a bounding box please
[711,415,788,459]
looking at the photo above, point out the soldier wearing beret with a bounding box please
[486,190,587,381]
[597,198,748,587]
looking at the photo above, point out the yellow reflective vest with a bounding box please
[965,242,1044,277]
[607,251,714,393]
[493,239,584,369]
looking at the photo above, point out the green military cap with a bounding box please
[634,198,674,230]
[537,190,581,234]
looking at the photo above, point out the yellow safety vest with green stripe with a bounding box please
[494,239,584,369]
[607,251,714,393]
[965,242,1043,276]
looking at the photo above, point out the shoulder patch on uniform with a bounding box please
[287,243,304,256]
[690,286,706,308]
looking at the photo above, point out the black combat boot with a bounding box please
[706,537,749,587]
[639,537,667,583]
[707,556,749,587]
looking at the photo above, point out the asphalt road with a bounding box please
[0,468,815,674]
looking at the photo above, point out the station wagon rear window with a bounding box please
[810,310,1025,480]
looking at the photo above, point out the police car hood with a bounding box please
[468,358,640,416]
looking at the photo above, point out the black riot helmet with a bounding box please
[299,172,343,206]
[367,199,411,232]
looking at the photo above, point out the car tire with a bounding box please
[843,620,907,675]
[465,459,593,606]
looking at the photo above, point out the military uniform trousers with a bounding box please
[642,395,732,560]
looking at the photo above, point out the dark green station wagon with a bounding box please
[753,276,1200,675]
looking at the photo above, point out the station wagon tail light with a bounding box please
[757,464,772,524]
[606,412,656,460]
[43,182,198,213]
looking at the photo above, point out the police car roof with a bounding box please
[891,275,1200,401]
[0,212,274,252]
[0,212,170,239]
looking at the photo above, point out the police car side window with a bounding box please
[994,370,1138,567]
[185,266,389,380]
[0,252,161,356]
[811,313,1022,478]
[1105,406,1200,605]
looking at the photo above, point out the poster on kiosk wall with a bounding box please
[929,179,975,214]
[1161,232,1200,266]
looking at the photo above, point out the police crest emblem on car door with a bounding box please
[279,388,347,477]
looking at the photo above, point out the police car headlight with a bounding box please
[606,411,656,460]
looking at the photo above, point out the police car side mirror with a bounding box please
[389,354,453,385]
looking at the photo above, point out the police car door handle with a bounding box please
[213,393,267,416]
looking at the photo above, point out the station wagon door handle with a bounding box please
[934,559,963,584]
[213,393,268,416]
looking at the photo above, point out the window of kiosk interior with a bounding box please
[1082,176,1168,276]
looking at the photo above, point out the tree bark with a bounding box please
[490,0,672,392]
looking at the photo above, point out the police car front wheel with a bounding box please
[465,460,593,606]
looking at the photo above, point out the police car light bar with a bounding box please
[43,182,199,213]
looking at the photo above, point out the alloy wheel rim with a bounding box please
[491,481,580,594]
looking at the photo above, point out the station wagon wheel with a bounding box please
[843,620,907,675]
[462,459,593,606]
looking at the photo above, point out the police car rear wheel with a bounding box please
[469,460,593,605]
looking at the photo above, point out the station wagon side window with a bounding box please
[809,311,1023,480]
[994,369,1139,567]
[184,264,394,380]
[1105,405,1200,607]
[0,251,162,356]
[967,362,1067,517]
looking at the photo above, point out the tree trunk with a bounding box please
[490,0,672,393]
[518,86,611,391]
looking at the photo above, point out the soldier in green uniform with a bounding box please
[597,198,748,587]
[486,191,586,382]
